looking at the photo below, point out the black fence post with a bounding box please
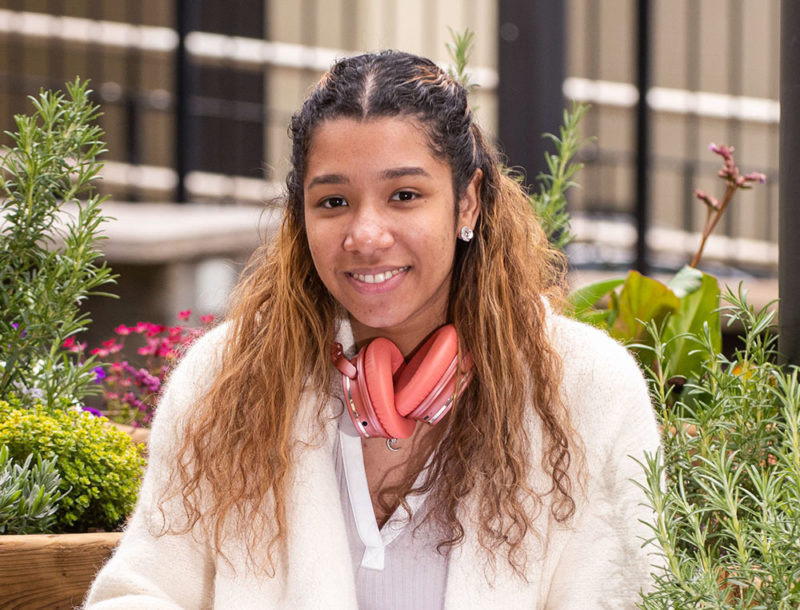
[780,0,800,366]
[497,0,565,186]
[175,0,199,204]
[634,0,651,275]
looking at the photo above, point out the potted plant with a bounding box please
[0,80,145,608]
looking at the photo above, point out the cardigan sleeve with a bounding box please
[544,317,662,609]
[83,324,231,609]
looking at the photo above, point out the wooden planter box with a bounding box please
[0,532,121,609]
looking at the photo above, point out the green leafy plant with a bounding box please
[446,27,477,94]
[446,27,586,251]
[0,398,145,532]
[637,288,800,608]
[528,103,589,251]
[0,444,64,534]
[0,78,116,409]
[569,144,764,381]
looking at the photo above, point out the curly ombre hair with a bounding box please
[164,50,580,576]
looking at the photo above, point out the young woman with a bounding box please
[86,51,660,609]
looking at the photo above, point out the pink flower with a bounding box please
[146,324,166,337]
[695,189,720,210]
[91,313,213,426]
[62,337,86,353]
[709,142,734,160]
[743,172,766,185]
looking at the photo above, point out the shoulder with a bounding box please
[544,310,657,443]
[545,309,641,380]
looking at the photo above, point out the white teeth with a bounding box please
[351,267,408,284]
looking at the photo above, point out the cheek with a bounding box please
[415,224,457,275]
[304,225,330,275]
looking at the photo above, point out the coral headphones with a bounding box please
[331,325,473,440]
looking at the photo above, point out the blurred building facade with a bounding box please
[0,1,780,281]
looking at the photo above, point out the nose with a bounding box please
[342,205,394,254]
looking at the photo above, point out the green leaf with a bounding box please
[567,277,625,322]
[610,271,680,358]
[662,271,721,380]
[667,264,704,298]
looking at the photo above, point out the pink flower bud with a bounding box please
[709,142,734,161]
[743,172,766,184]
[695,189,720,210]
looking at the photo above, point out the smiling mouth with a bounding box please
[348,266,409,284]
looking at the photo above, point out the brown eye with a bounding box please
[391,190,418,202]
[321,196,347,209]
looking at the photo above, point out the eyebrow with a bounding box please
[306,173,349,189]
[306,166,431,190]
[379,166,431,180]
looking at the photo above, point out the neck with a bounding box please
[349,316,445,357]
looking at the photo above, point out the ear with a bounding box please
[457,169,482,232]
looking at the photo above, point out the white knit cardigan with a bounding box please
[85,311,662,609]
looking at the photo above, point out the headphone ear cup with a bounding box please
[359,338,415,439]
[394,325,459,417]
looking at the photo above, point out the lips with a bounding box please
[348,266,409,284]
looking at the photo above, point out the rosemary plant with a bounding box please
[0,79,115,409]
[637,287,800,608]
[446,27,478,95]
[446,27,587,251]
[528,103,589,251]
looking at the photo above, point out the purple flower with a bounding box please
[93,365,107,383]
[123,363,161,393]
[82,406,103,417]
[11,322,27,338]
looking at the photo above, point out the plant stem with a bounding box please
[690,183,737,268]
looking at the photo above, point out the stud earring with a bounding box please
[459,226,474,242]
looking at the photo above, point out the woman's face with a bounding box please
[303,117,480,354]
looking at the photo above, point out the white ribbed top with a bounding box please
[334,415,448,610]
